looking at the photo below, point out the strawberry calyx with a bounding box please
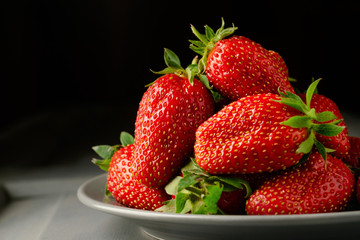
[155,158,251,214]
[92,131,134,171]
[150,48,200,86]
[190,18,237,73]
[91,131,134,196]
[151,48,223,102]
[276,79,345,164]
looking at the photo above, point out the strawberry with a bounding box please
[133,49,215,187]
[194,92,306,174]
[190,19,295,101]
[92,132,170,211]
[298,92,350,158]
[342,136,360,168]
[246,152,355,215]
[194,80,345,175]
[107,144,169,210]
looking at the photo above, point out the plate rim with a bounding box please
[77,173,360,226]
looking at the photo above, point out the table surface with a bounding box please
[0,158,155,240]
[1,112,359,240]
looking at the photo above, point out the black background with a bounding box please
[2,0,359,167]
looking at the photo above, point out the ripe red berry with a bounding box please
[194,93,308,174]
[246,152,355,215]
[190,19,294,101]
[206,36,294,100]
[107,145,170,210]
[133,73,214,187]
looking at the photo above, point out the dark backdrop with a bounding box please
[2,0,359,167]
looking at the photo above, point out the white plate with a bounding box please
[78,174,360,240]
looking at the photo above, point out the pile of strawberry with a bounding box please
[92,19,360,215]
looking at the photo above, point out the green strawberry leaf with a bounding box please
[189,39,206,49]
[306,108,317,120]
[120,131,134,146]
[315,111,338,122]
[205,25,215,40]
[151,49,188,79]
[312,123,345,137]
[150,67,179,75]
[164,48,183,70]
[314,139,328,168]
[281,115,312,129]
[296,131,315,154]
[155,199,177,213]
[189,44,206,56]
[182,157,210,177]
[190,24,209,48]
[92,134,129,172]
[164,176,182,196]
[306,79,321,107]
[175,192,191,214]
[216,176,252,198]
[213,18,237,42]
[91,158,111,172]
[186,63,199,85]
[194,182,223,214]
[92,145,117,159]
[198,74,211,89]
[277,90,308,113]
[177,175,199,193]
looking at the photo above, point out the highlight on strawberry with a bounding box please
[90,18,360,215]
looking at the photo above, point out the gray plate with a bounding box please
[78,174,360,240]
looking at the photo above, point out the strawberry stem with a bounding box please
[276,79,344,164]
[150,48,203,86]
[189,18,237,73]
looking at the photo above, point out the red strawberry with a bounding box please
[133,50,215,187]
[194,80,345,175]
[194,93,307,174]
[246,152,355,215]
[298,93,350,158]
[107,144,170,210]
[342,136,360,168]
[190,19,295,101]
[92,132,170,210]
